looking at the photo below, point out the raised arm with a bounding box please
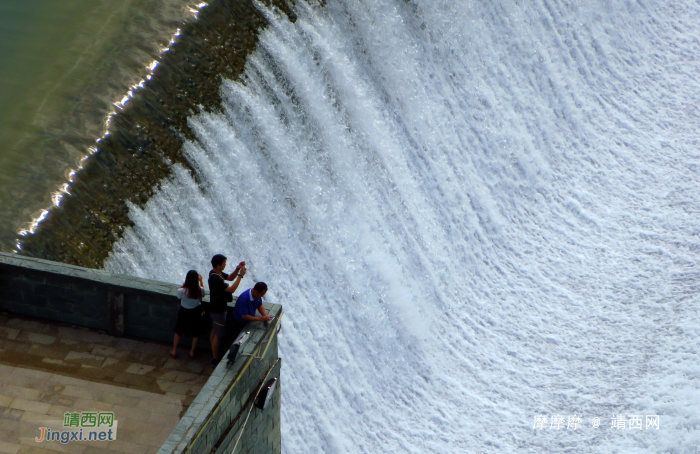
[225,267,246,293]
[225,261,246,281]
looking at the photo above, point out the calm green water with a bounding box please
[0,0,193,251]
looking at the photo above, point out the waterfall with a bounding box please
[105,1,700,452]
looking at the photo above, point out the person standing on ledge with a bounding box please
[231,282,272,339]
[208,254,246,367]
[169,270,206,360]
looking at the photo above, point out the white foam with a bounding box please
[105,0,700,451]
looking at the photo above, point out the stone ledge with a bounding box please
[1,252,180,296]
[162,310,282,454]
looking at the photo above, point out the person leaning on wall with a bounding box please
[230,282,272,340]
[207,254,245,367]
[170,270,206,359]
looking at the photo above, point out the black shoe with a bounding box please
[210,357,220,367]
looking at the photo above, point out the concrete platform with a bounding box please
[0,312,214,454]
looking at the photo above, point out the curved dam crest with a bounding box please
[18,0,296,267]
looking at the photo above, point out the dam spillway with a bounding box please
[9,0,700,452]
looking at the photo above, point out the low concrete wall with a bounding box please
[161,309,283,454]
[0,252,284,453]
[1,252,191,343]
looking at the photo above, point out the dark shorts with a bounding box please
[175,306,205,337]
[210,311,227,337]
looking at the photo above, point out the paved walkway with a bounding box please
[0,312,213,454]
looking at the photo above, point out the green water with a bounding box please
[0,0,193,251]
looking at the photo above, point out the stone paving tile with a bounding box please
[0,424,20,440]
[3,376,45,392]
[29,440,86,454]
[80,448,125,454]
[105,440,149,454]
[186,384,204,396]
[18,410,52,423]
[162,358,206,375]
[0,441,22,454]
[135,400,181,416]
[69,442,107,451]
[55,339,92,354]
[121,353,168,370]
[161,392,187,403]
[0,373,18,386]
[27,345,72,362]
[63,353,105,368]
[45,406,71,418]
[0,365,184,454]
[96,393,140,409]
[0,408,24,422]
[119,420,163,435]
[123,364,155,376]
[55,328,115,346]
[112,340,151,355]
[120,432,164,449]
[101,359,120,369]
[112,373,156,390]
[60,386,95,401]
[10,399,51,415]
[5,320,44,333]
[0,428,18,443]
[0,328,20,341]
[71,399,113,412]
[0,427,19,442]
[0,314,213,453]
[36,324,60,338]
[153,370,201,385]
[15,333,56,346]
[154,381,191,395]
[69,366,118,383]
[110,406,151,423]
[39,394,76,408]
[39,360,67,369]
[17,447,61,454]
[90,347,129,361]
[180,396,195,408]
[0,340,30,354]
[0,386,42,401]
[11,368,49,380]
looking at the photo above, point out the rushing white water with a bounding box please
[105,0,700,452]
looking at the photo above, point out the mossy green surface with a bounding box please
[19,0,295,268]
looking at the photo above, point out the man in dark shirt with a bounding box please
[208,254,245,366]
[231,282,272,339]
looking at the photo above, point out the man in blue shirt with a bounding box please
[231,282,272,337]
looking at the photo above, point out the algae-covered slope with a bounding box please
[0,0,195,251]
[19,0,295,268]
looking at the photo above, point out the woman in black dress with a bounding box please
[170,270,206,359]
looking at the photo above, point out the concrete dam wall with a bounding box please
[0,252,282,453]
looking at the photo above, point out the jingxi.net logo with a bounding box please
[35,412,118,444]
